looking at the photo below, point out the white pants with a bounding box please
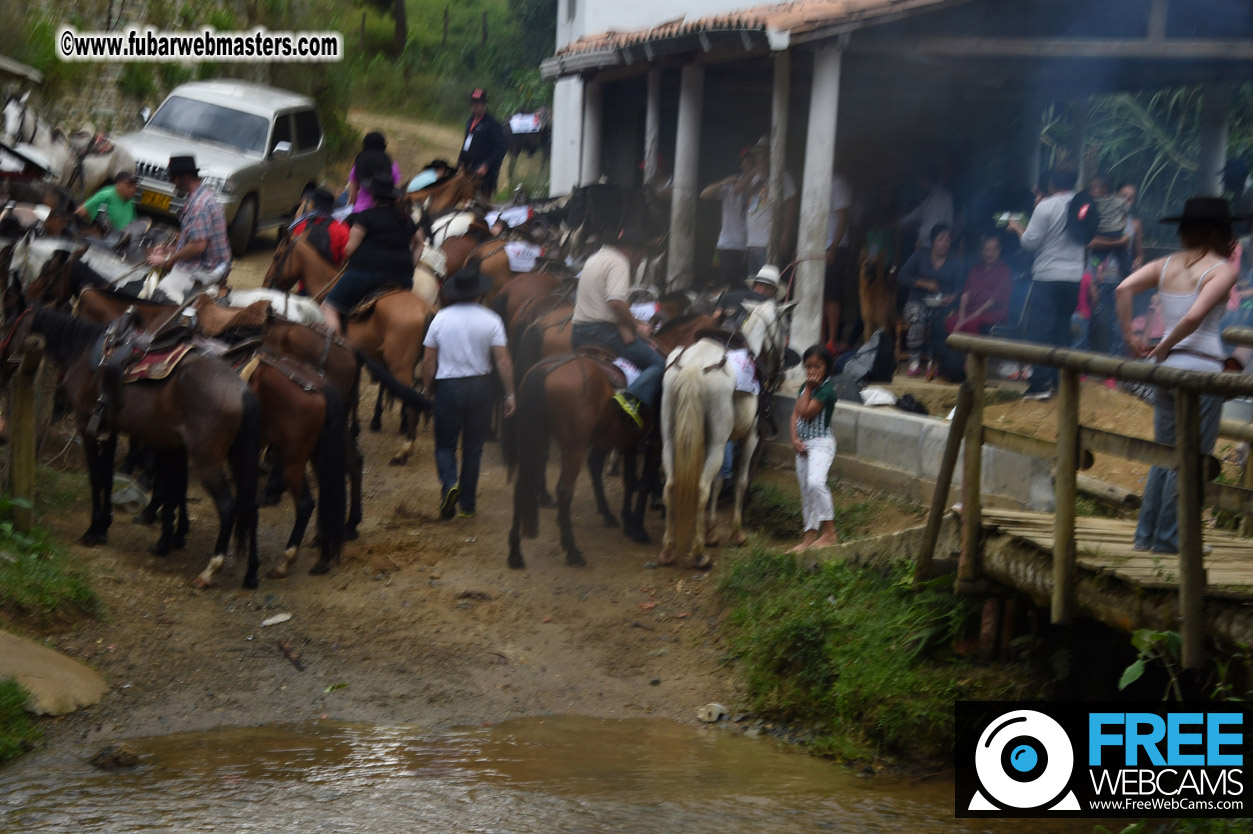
[795,435,836,532]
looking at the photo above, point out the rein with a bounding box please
[0,308,34,359]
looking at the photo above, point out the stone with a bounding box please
[696,702,727,723]
[0,630,108,716]
[89,743,139,770]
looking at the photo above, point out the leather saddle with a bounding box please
[192,295,271,338]
[346,287,407,321]
[573,345,629,389]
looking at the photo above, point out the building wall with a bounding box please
[550,76,585,195]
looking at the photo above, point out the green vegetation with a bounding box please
[0,677,41,766]
[0,495,99,626]
[717,549,1042,764]
[744,481,905,542]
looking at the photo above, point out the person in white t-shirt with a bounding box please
[900,167,954,252]
[824,171,854,349]
[744,141,797,275]
[700,148,754,288]
[422,265,516,519]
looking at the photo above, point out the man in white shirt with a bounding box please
[700,149,754,288]
[422,265,516,519]
[1007,164,1086,400]
[571,228,659,427]
[744,141,797,275]
[825,171,854,348]
[900,168,954,251]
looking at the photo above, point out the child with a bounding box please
[788,346,839,553]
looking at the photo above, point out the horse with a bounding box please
[659,298,793,569]
[0,294,263,589]
[504,110,551,185]
[2,93,136,200]
[408,169,479,217]
[504,312,723,569]
[859,248,897,347]
[439,235,514,301]
[264,235,435,465]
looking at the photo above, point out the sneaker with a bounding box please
[1022,387,1053,401]
[440,484,460,520]
[906,357,922,377]
[612,392,645,429]
[456,510,476,519]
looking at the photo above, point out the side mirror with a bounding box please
[139,107,151,124]
[271,141,292,161]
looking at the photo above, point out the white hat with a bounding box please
[747,264,782,296]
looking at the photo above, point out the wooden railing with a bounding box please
[917,334,1253,670]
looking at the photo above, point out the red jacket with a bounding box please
[291,216,350,266]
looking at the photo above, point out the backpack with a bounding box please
[304,217,334,264]
[1065,189,1101,246]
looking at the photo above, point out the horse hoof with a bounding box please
[78,531,106,547]
[150,543,171,557]
[658,548,676,566]
[629,530,651,545]
[691,554,713,571]
[242,575,260,590]
[268,567,289,579]
[132,511,157,526]
[172,536,187,550]
[345,527,360,542]
[603,515,619,529]
[704,536,721,548]
[191,576,210,590]
[309,560,333,576]
[566,551,586,567]
[388,455,408,467]
[368,419,382,433]
[730,532,748,547]
[257,492,283,508]
[540,493,555,508]
[507,554,526,570]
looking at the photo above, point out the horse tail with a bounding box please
[355,349,432,413]
[229,388,263,584]
[313,382,348,565]
[509,366,551,538]
[667,363,706,559]
[513,320,545,387]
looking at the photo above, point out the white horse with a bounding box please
[3,92,135,200]
[659,298,793,569]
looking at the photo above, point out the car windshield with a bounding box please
[147,96,268,155]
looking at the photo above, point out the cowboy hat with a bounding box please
[615,227,651,248]
[442,265,493,303]
[1161,196,1250,224]
[747,264,782,296]
[365,171,400,201]
[168,155,198,178]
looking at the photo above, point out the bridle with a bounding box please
[0,307,34,363]
[265,236,298,290]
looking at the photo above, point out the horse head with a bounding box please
[264,234,299,290]
[741,298,795,389]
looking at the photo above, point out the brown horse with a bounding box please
[440,235,514,302]
[264,235,435,464]
[409,169,479,216]
[503,313,721,568]
[859,248,897,346]
[1,298,263,589]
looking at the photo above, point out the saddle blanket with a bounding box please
[727,348,760,395]
[432,211,477,248]
[486,206,532,230]
[122,343,195,383]
[504,241,543,273]
[630,302,658,323]
[612,357,642,387]
[509,113,543,134]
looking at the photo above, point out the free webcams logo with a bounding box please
[956,703,1248,819]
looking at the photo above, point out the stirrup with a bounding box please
[612,392,645,429]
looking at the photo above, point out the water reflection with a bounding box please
[1,716,1104,833]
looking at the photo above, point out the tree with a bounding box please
[357,0,407,56]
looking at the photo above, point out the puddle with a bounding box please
[1,715,1104,832]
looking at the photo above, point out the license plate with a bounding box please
[140,189,171,211]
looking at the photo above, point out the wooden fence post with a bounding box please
[9,335,45,533]
[481,11,488,46]
[1176,390,1207,670]
[915,381,973,585]
[1052,368,1080,624]
[956,355,986,593]
[443,7,449,47]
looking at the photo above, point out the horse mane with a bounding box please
[654,312,702,338]
[31,306,106,362]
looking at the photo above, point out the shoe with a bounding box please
[612,392,645,429]
[440,484,460,520]
[1103,378,1117,391]
[456,510,476,519]
[1022,388,1052,401]
[906,357,922,377]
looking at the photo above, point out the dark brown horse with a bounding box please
[0,296,262,589]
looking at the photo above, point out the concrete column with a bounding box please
[791,45,842,354]
[549,77,584,195]
[1196,83,1232,197]
[667,65,704,288]
[580,78,603,186]
[767,50,791,265]
[1025,106,1043,192]
[1070,97,1091,184]
[643,68,661,185]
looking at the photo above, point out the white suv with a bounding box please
[116,80,325,254]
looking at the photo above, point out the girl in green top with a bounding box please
[788,345,839,553]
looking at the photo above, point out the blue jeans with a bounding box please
[1024,280,1081,392]
[571,321,664,410]
[1071,313,1091,350]
[1089,280,1126,357]
[1135,387,1223,553]
[433,376,493,512]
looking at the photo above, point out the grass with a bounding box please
[743,480,921,543]
[716,548,1044,765]
[0,678,40,766]
[0,494,100,627]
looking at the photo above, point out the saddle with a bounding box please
[230,347,323,392]
[572,346,630,389]
[192,295,271,338]
[346,287,407,321]
[86,313,195,437]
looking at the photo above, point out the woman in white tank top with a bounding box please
[1115,197,1244,554]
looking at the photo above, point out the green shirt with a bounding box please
[81,185,136,231]
[795,378,837,442]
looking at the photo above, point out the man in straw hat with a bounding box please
[423,264,516,520]
[147,155,232,302]
[571,227,661,428]
[719,263,783,316]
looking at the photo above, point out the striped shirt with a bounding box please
[795,379,837,442]
[177,184,232,271]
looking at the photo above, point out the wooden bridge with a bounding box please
[916,330,1253,669]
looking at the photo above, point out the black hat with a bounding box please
[362,131,387,151]
[424,158,453,172]
[442,265,493,303]
[311,187,335,213]
[1161,196,1251,225]
[168,156,198,178]
[470,88,487,102]
[615,227,651,248]
[364,171,399,201]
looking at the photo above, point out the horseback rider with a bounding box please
[74,171,138,235]
[289,187,349,268]
[570,227,661,427]
[718,263,784,318]
[460,88,507,200]
[147,155,232,302]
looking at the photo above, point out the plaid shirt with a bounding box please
[177,184,231,271]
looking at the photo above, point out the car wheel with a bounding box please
[228,195,257,256]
